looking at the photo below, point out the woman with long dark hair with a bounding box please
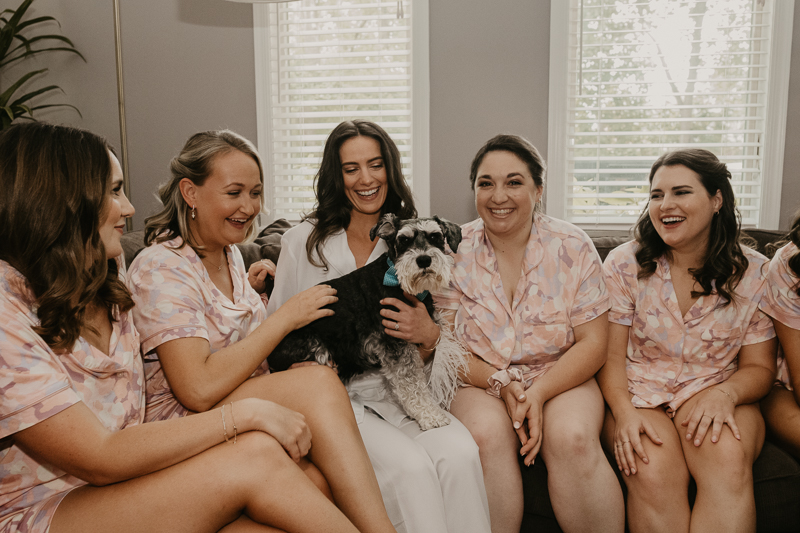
[598,149,777,532]
[267,120,491,533]
[760,213,800,458]
[0,122,367,533]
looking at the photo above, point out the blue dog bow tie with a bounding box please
[384,258,429,301]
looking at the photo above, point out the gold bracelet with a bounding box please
[418,331,442,353]
[221,404,230,442]
[229,402,238,444]
[714,388,736,405]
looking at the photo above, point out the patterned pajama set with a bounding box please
[0,261,145,533]
[603,242,775,415]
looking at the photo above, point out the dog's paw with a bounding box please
[416,409,451,431]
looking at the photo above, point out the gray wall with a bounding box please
[8,0,798,229]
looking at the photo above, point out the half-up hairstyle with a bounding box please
[634,149,748,305]
[144,130,264,254]
[0,122,133,352]
[305,120,416,269]
[787,213,800,296]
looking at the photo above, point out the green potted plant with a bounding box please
[0,0,84,130]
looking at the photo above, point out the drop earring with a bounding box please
[191,205,196,220]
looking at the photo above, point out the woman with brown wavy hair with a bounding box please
[598,149,778,532]
[0,122,367,533]
[760,213,800,458]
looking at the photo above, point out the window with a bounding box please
[253,0,429,223]
[548,0,793,228]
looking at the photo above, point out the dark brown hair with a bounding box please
[0,122,133,351]
[305,120,416,268]
[634,149,748,305]
[469,134,546,190]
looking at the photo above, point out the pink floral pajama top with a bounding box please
[127,237,269,422]
[759,242,800,391]
[0,261,144,533]
[604,241,776,415]
[434,214,609,387]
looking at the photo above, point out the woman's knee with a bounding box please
[221,432,296,482]
[690,439,753,491]
[542,420,602,465]
[456,410,517,456]
[625,453,690,504]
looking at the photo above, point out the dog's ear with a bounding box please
[370,213,399,242]
[434,215,462,253]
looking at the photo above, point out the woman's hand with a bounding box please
[500,381,544,466]
[276,285,337,331]
[611,406,663,476]
[680,386,740,446]
[380,291,440,349]
[251,399,312,462]
[248,259,276,293]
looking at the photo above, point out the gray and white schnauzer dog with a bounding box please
[268,214,467,430]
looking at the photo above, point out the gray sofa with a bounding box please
[120,224,800,533]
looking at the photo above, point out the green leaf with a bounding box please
[1,45,85,68]
[0,68,47,106]
[30,102,81,118]
[15,16,60,33]
[0,0,82,126]
[10,84,63,107]
[0,0,34,58]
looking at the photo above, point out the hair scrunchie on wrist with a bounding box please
[486,367,525,399]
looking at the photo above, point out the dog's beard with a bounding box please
[395,248,454,295]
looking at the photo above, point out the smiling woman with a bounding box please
[598,149,778,533]
[125,129,397,533]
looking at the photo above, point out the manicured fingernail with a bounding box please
[514,421,521,429]
[694,439,700,446]
[643,458,649,464]
[631,468,636,474]
[519,395,525,400]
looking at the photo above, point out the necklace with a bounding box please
[205,253,227,272]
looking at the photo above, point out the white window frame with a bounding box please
[547,0,794,230]
[252,0,430,224]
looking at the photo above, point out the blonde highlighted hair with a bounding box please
[144,130,264,254]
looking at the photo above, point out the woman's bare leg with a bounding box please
[601,406,690,533]
[540,379,624,533]
[219,365,395,533]
[676,400,763,533]
[761,385,800,459]
[51,432,358,533]
[450,386,522,533]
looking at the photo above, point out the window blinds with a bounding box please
[563,0,775,226]
[261,0,413,222]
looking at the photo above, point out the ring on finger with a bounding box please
[394,322,400,331]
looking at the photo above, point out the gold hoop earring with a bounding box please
[191,205,196,220]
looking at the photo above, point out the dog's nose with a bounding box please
[416,255,432,268]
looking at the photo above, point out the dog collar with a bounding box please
[384,258,429,301]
